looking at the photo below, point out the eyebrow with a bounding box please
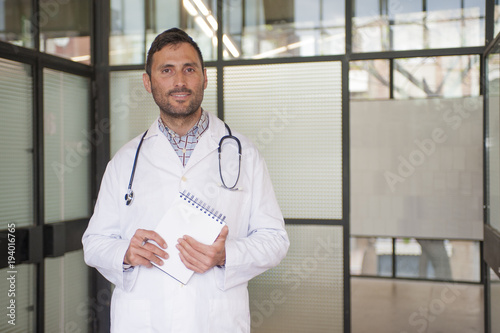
[157,62,201,70]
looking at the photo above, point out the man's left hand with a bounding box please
[176,225,228,273]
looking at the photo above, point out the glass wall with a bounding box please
[350,237,393,277]
[0,265,35,332]
[486,36,500,232]
[394,55,480,99]
[110,0,218,65]
[43,69,92,223]
[496,0,500,36]
[395,238,480,281]
[485,23,500,333]
[0,0,33,48]
[249,225,343,333]
[223,0,345,59]
[352,0,485,52]
[45,250,90,333]
[351,97,483,240]
[224,61,343,219]
[0,58,34,229]
[39,0,91,63]
[350,52,483,282]
[350,60,390,100]
[223,61,343,332]
[0,0,92,64]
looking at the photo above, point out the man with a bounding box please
[82,28,289,332]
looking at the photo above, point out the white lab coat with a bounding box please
[82,112,289,333]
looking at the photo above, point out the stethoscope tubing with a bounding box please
[124,130,148,206]
[125,123,241,206]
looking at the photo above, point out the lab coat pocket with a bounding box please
[111,298,153,333]
[214,187,250,237]
[208,298,249,333]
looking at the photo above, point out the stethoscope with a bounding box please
[124,123,241,206]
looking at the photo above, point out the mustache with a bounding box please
[168,88,192,94]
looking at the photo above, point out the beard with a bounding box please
[151,86,204,120]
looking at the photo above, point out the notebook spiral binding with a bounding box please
[180,190,226,224]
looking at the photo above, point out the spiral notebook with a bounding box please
[151,190,227,284]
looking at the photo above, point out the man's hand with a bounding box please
[124,229,168,268]
[176,225,229,273]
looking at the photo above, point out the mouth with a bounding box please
[170,90,191,99]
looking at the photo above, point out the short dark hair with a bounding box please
[145,28,205,77]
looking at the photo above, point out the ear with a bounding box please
[203,68,208,90]
[143,73,152,93]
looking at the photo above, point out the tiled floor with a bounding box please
[351,277,484,333]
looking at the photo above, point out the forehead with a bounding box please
[152,42,202,67]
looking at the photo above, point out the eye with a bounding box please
[185,67,195,73]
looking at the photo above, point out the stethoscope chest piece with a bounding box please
[124,189,134,206]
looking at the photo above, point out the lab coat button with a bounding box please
[181,176,187,182]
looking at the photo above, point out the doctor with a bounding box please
[82,28,289,332]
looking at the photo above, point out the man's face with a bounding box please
[143,42,207,120]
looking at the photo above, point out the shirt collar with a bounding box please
[158,109,209,140]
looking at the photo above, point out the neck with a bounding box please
[160,109,202,136]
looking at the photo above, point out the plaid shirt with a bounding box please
[158,110,209,167]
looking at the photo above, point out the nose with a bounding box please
[173,72,187,87]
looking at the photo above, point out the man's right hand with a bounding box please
[124,229,169,268]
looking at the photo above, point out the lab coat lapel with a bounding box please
[184,128,219,169]
[184,112,224,170]
[145,119,185,172]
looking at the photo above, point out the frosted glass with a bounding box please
[0,58,34,228]
[44,69,91,223]
[110,68,217,156]
[224,62,343,219]
[0,265,35,332]
[45,250,90,333]
[487,44,500,233]
[249,225,343,333]
[351,97,483,239]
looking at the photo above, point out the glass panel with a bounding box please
[110,67,217,156]
[491,268,500,332]
[0,264,35,332]
[487,41,500,232]
[0,0,33,48]
[45,250,90,333]
[352,0,388,53]
[224,62,342,219]
[394,55,480,99]
[0,58,33,228]
[44,69,91,223]
[349,60,390,100]
[39,0,91,64]
[395,238,480,281]
[249,225,343,333]
[352,277,483,332]
[223,0,345,59]
[350,97,483,239]
[496,1,500,37]
[110,0,217,65]
[353,0,484,52]
[350,237,392,277]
